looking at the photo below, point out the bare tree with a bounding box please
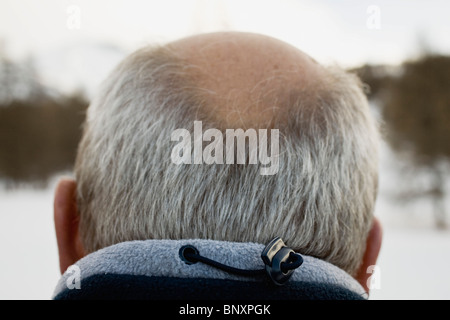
[381,55,450,229]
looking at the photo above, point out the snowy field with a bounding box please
[0,143,449,300]
[0,184,60,300]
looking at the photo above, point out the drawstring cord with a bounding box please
[179,237,303,285]
[183,248,266,277]
[183,250,303,276]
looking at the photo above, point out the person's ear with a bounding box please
[355,216,383,294]
[54,178,85,274]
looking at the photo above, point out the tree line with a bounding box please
[352,54,450,228]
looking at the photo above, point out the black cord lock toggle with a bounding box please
[261,237,303,286]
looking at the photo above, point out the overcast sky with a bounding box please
[1,0,449,94]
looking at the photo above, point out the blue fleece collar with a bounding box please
[53,239,367,299]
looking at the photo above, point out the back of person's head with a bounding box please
[72,32,380,280]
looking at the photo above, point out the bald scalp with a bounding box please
[167,32,326,129]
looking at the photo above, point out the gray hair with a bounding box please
[75,45,379,276]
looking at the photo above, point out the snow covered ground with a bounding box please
[0,184,60,300]
[0,143,449,299]
[369,223,450,300]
